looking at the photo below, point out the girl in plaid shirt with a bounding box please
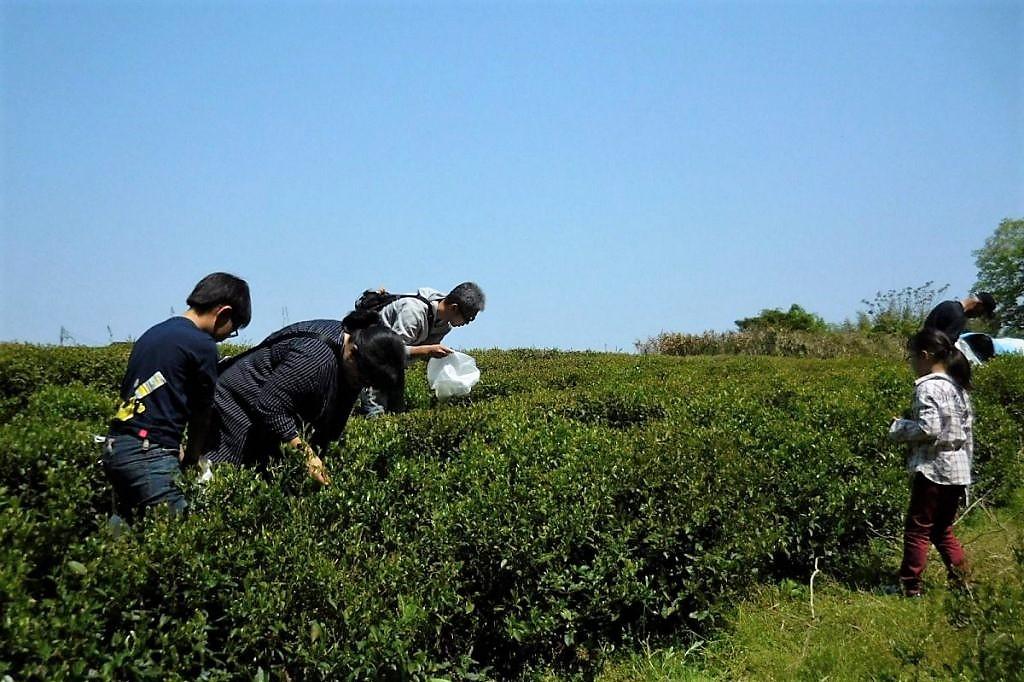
[888,328,974,597]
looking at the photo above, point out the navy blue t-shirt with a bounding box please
[111,317,219,448]
[923,300,967,341]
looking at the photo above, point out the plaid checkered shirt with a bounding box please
[888,372,973,486]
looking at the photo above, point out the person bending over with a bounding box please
[357,281,485,417]
[207,310,406,484]
[923,292,996,341]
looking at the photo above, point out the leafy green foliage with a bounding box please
[973,217,1024,335]
[635,329,904,359]
[735,304,828,333]
[0,346,1021,679]
[949,540,1024,679]
[0,343,130,423]
[857,281,950,336]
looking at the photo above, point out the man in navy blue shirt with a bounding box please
[923,292,996,341]
[104,272,251,521]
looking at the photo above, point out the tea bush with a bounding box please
[636,329,905,359]
[0,344,129,423]
[0,346,1021,679]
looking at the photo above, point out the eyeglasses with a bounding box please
[226,328,239,339]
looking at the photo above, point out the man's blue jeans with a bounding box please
[102,435,187,522]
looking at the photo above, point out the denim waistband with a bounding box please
[106,431,172,452]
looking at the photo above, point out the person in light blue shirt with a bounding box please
[992,336,1024,356]
[957,332,1024,364]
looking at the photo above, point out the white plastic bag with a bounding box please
[426,351,480,399]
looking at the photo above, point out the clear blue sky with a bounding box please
[2,0,1021,351]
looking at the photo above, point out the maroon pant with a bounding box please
[899,473,966,594]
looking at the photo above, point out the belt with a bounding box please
[107,425,168,451]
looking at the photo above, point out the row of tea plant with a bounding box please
[1,344,1021,679]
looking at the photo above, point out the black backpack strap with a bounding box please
[379,293,437,339]
[218,330,344,372]
[355,289,437,331]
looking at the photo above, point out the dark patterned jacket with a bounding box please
[208,320,358,467]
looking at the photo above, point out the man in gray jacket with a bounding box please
[359,282,485,416]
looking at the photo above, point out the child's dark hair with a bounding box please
[341,310,407,409]
[187,273,252,329]
[908,328,973,390]
[445,282,486,320]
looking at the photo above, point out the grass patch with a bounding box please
[591,488,1024,681]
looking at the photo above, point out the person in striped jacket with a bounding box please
[207,310,405,485]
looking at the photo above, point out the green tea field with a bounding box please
[2,344,1022,680]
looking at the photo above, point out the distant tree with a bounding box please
[857,281,949,336]
[973,218,1024,335]
[735,304,828,333]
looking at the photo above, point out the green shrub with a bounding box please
[735,303,828,333]
[0,344,129,422]
[0,346,1021,679]
[972,358,1024,505]
[856,281,949,336]
[23,383,116,423]
[636,329,904,359]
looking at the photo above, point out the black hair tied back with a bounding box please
[339,309,407,408]
[341,309,382,331]
[908,328,953,359]
[907,328,973,390]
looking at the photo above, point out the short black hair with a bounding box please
[975,292,997,318]
[186,273,252,328]
[445,282,485,319]
[962,333,995,362]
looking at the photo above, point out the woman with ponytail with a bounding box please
[207,310,406,484]
[888,328,974,597]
